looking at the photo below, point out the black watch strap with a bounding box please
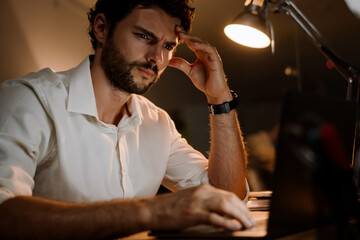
[208,90,239,115]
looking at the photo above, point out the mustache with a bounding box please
[130,61,159,75]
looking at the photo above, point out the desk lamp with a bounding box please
[224,0,360,189]
[224,0,273,50]
[224,0,360,103]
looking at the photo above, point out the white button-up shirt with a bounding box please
[0,56,210,204]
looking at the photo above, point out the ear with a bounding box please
[93,13,107,46]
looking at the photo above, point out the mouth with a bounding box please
[137,67,155,79]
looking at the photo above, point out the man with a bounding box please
[0,0,254,239]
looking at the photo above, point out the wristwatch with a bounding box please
[208,90,239,115]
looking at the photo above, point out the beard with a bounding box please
[100,36,159,95]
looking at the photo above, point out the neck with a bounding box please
[90,53,131,126]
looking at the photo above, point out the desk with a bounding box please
[121,231,154,240]
[121,227,358,240]
[119,210,359,240]
[120,211,268,240]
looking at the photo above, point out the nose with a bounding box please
[146,44,164,65]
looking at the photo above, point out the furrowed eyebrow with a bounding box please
[134,26,178,48]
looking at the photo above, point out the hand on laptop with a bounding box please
[145,184,255,231]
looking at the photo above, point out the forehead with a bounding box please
[117,5,181,41]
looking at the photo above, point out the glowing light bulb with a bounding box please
[224,24,270,48]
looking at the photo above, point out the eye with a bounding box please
[163,44,174,51]
[137,33,150,40]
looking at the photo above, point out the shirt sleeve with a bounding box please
[161,113,249,202]
[0,81,53,204]
[161,116,209,191]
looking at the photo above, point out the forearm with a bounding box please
[208,110,248,199]
[0,196,150,240]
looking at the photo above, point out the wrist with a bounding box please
[206,91,232,105]
[208,90,239,115]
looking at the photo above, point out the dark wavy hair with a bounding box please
[88,0,195,50]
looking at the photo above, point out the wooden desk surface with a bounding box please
[119,211,269,240]
[120,231,154,240]
[119,211,359,240]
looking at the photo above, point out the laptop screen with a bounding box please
[267,92,358,238]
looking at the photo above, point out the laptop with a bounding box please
[150,92,359,239]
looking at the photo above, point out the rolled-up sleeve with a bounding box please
[162,115,249,202]
[161,116,209,191]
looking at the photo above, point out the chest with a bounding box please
[34,114,171,201]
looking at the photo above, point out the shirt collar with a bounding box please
[67,56,98,117]
[117,94,143,132]
[67,56,143,130]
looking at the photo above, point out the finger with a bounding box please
[208,212,242,231]
[168,57,192,76]
[176,26,204,45]
[175,27,223,71]
[227,194,255,226]
[176,28,217,57]
[229,202,255,229]
[185,41,221,65]
[205,194,255,229]
[180,35,214,57]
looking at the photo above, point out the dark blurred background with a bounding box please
[146,0,360,156]
[1,0,360,157]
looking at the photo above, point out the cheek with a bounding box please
[117,37,146,61]
[124,47,145,62]
[165,51,173,61]
[161,51,173,67]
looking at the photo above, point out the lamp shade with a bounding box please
[224,4,271,48]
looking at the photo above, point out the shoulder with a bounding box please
[0,72,55,134]
[1,68,70,96]
[0,68,72,119]
[0,69,55,110]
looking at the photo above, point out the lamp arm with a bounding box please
[273,0,360,171]
[273,0,360,102]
